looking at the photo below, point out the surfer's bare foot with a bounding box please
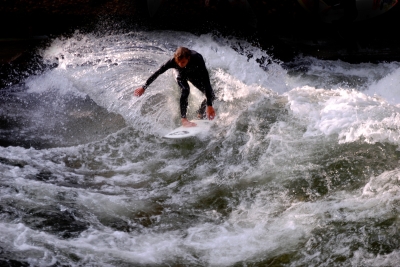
[181,118,197,127]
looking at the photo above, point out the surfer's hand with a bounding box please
[206,106,215,120]
[181,118,197,127]
[134,87,145,97]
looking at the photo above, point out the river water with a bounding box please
[1,29,400,266]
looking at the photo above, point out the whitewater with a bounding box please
[1,28,400,266]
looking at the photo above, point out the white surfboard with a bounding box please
[163,120,214,139]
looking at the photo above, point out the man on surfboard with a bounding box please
[134,47,216,127]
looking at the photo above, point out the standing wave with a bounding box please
[0,28,400,266]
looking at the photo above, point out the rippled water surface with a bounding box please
[1,29,400,266]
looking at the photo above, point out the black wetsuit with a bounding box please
[143,50,215,118]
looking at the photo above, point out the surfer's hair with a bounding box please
[174,47,191,61]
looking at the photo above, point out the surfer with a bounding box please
[134,47,216,127]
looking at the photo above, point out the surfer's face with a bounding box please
[176,57,189,68]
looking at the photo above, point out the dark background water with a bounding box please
[1,0,400,91]
[1,0,400,64]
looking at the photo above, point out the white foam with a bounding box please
[26,69,87,97]
[286,85,400,145]
[365,67,400,105]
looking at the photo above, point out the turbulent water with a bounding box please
[1,28,400,266]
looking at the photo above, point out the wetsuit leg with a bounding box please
[189,77,215,118]
[176,76,190,118]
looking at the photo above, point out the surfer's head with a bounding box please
[174,47,190,68]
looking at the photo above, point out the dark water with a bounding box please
[1,29,400,266]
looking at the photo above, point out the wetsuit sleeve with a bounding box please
[194,54,215,107]
[143,58,174,90]
[202,73,214,107]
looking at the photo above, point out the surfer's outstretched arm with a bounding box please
[134,59,175,97]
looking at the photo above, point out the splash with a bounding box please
[1,28,400,266]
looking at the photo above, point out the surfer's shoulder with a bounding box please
[189,50,204,63]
